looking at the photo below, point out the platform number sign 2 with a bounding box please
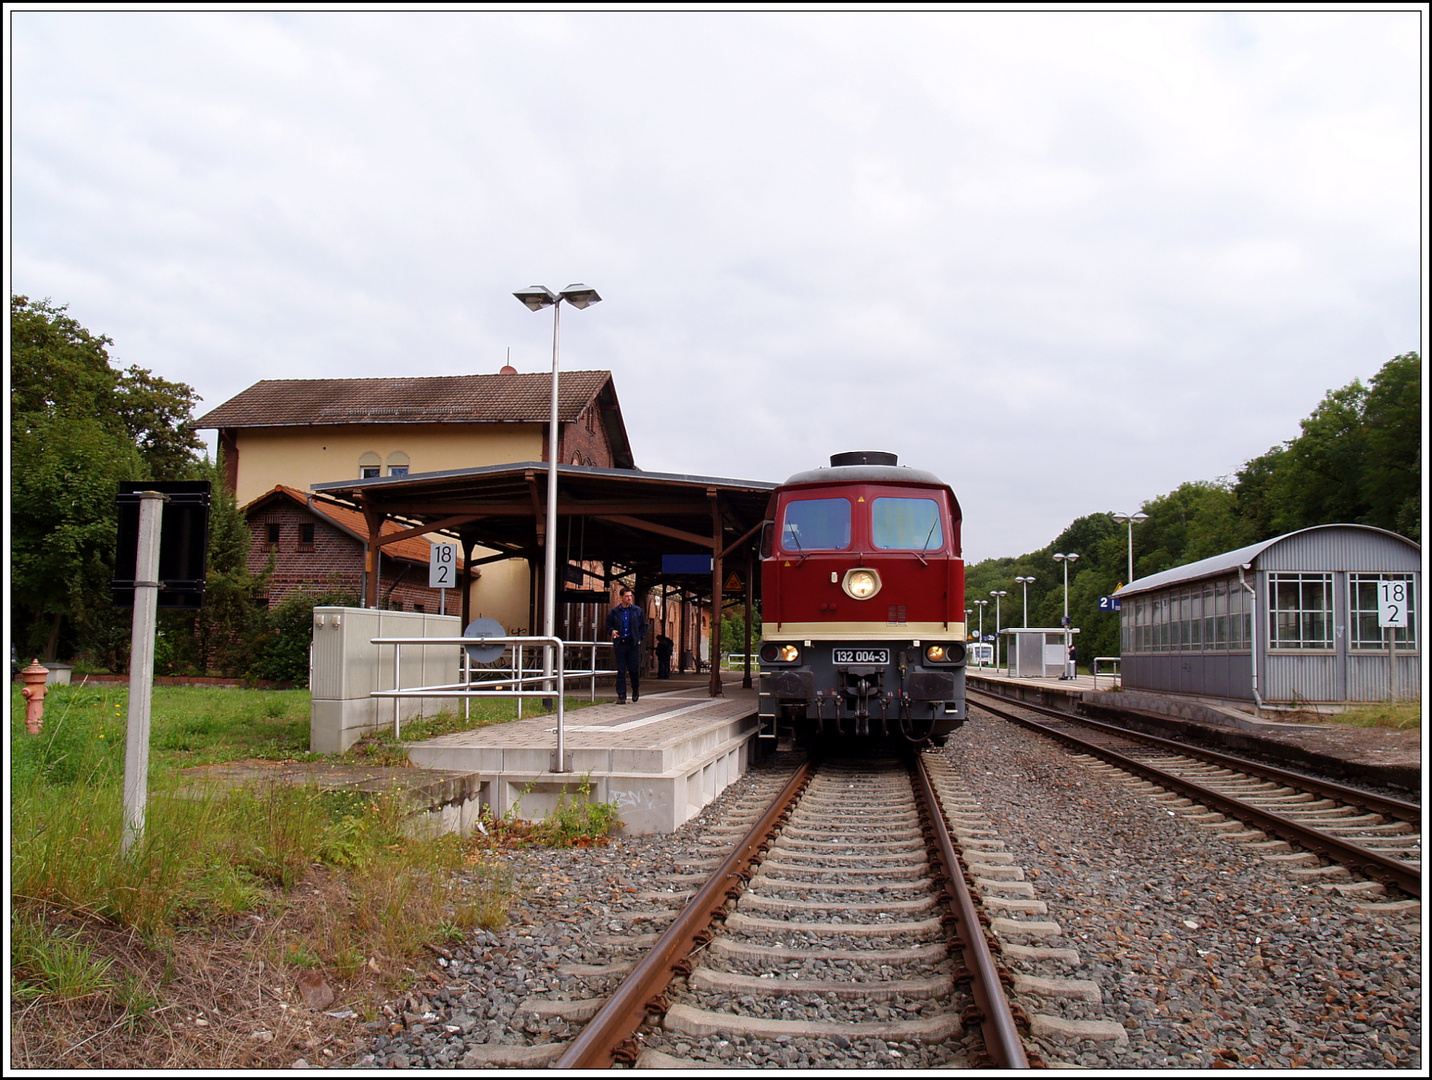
[1378,579,1410,628]
[429,541,458,589]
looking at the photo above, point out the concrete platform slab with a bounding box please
[403,675,760,835]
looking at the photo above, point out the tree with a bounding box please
[10,296,204,661]
[1360,352,1421,541]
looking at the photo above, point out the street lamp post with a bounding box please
[989,590,1006,669]
[1111,512,1149,584]
[1052,552,1079,679]
[514,284,602,725]
[974,600,988,666]
[1015,576,1035,628]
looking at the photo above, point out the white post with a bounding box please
[122,491,167,853]
[544,302,561,713]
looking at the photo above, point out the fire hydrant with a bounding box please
[20,660,50,734]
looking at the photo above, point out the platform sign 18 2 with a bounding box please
[1378,579,1411,628]
[429,541,459,589]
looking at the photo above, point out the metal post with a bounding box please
[122,491,167,854]
[543,301,561,708]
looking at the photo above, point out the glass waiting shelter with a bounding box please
[1003,628,1079,678]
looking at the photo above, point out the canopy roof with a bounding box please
[311,461,778,608]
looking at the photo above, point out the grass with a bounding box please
[9,681,616,1069]
[1322,700,1421,731]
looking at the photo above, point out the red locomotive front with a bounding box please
[758,452,968,748]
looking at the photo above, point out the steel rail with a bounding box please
[971,688,1419,821]
[972,694,1421,898]
[554,760,815,1069]
[911,753,1031,1069]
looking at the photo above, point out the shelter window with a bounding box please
[1269,573,1333,650]
[781,498,851,552]
[872,498,943,550]
[1349,574,1417,650]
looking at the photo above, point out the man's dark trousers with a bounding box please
[614,640,641,702]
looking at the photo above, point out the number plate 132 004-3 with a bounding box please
[833,648,889,665]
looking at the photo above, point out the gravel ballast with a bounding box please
[345,720,1420,1070]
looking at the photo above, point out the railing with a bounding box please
[368,634,616,773]
[1092,656,1121,690]
[723,653,755,670]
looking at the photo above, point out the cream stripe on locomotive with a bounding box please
[765,622,967,641]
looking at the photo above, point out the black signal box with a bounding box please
[113,481,211,609]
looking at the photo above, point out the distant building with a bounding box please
[1115,524,1420,706]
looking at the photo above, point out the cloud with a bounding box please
[9,9,1421,562]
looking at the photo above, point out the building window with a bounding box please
[1350,574,1417,650]
[298,523,315,552]
[266,522,280,547]
[361,466,381,479]
[386,451,410,477]
[1269,573,1333,650]
[387,466,408,477]
[359,450,381,479]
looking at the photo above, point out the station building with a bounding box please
[1114,524,1420,707]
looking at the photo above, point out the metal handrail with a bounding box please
[369,634,617,773]
[1091,656,1121,689]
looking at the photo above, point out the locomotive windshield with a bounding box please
[872,497,944,550]
[781,498,851,551]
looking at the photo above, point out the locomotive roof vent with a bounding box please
[830,451,898,467]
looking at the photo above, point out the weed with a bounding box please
[1326,701,1421,731]
[286,946,322,968]
[479,774,622,848]
[11,914,117,1002]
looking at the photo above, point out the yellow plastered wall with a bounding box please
[233,423,545,506]
[235,421,544,631]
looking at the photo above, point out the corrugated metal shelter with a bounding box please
[1114,524,1420,706]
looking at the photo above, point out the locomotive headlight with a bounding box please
[760,642,801,664]
[925,642,966,665]
[842,568,881,600]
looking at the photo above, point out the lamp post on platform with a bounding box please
[974,599,988,666]
[989,590,1007,669]
[1015,576,1035,628]
[514,284,602,717]
[1111,512,1149,584]
[1053,552,1079,680]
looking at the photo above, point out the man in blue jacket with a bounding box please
[605,588,647,703]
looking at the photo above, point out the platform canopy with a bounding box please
[311,461,778,688]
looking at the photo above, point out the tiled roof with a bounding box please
[246,486,467,570]
[196,371,614,428]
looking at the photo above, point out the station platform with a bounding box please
[403,672,760,835]
[967,671,1420,795]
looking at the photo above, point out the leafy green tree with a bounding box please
[1360,352,1421,541]
[10,296,204,661]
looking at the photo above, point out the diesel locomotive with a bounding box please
[757,451,968,748]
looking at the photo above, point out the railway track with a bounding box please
[556,754,1032,1069]
[967,689,1421,899]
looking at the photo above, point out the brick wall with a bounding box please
[248,503,455,613]
[559,404,617,467]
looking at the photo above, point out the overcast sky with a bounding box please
[8,6,1424,563]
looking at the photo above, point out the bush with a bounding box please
[247,584,358,685]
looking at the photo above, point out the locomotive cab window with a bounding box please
[872,497,943,550]
[781,498,851,552]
